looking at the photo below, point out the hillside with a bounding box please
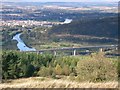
[49,17,118,39]
[2,17,118,51]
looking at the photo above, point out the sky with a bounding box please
[2,0,119,2]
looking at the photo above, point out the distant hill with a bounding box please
[49,17,118,39]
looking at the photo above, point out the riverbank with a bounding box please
[0,77,118,88]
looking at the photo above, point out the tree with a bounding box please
[38,66,53,77]
[2,51,20,79]
[55,64,62,75]
[76,52,117,82]
[25,64,35,77]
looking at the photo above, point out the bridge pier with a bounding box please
[54,51,57,56]
[37,51,39,55]
[73,49,76,56]
[40,52,43,54]
[99,48,103,52]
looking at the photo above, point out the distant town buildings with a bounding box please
[1,20,62,27]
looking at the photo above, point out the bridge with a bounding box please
[29,45,118,56]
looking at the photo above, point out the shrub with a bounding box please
[76,52,117,82]
[62,65,70,76]
[69,73,76,81]
[37,66,53,77]
[55,64,62,75]
[51,73,56,79]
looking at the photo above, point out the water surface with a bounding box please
[12,33,36,51]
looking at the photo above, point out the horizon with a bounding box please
[2,0,119,3]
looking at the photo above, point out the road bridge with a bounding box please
[28,45,118,56]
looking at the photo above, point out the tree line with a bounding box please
[2,50,118,82]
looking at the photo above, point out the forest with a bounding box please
[2,50,119,82]
[49,17,118,38]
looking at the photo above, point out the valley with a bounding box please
[0,1,119,89]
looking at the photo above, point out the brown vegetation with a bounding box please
[0,77,118,88]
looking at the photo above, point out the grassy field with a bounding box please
[0,77,118,88]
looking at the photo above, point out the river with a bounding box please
[12,33,36,51]
[63,19,72,24]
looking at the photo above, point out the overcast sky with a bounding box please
[2,0,119,2]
